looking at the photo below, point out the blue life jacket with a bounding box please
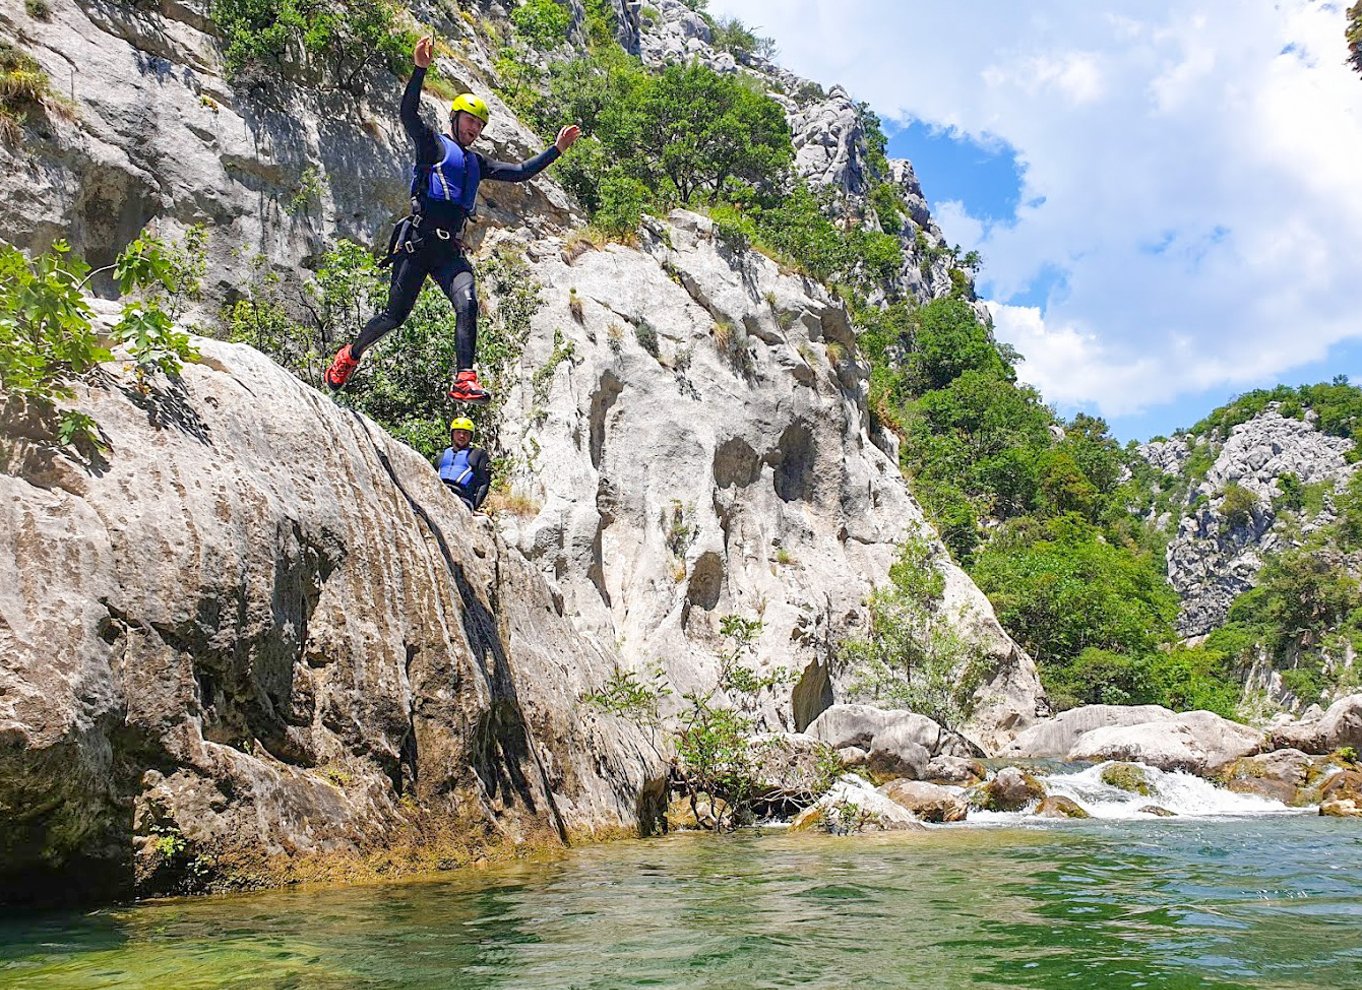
[438,446,476,492]
[413,134,480,211]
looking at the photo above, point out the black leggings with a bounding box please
[352,248,478,370]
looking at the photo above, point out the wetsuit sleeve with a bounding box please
[402,67,444,166]
[479,147,562,183]
[471,448,492,509]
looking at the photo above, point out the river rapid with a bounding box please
[2,764,1360,989]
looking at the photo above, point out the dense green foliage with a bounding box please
[855,295,1203,711]
[497,44,912,295]
[1203,474,1362,706]
[1,235,201,451]
[511,0,571,50]
[209,0,411,90]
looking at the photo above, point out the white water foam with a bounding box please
[966,761,1308,824]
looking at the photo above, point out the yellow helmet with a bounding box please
[449,93,490,125]
[449,417,475,433]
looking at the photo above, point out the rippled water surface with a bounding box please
[3,817,1361,989]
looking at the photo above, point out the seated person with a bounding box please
[436,416,490,511]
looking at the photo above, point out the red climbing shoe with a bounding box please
[448,369,492,404]
[325,343,360,390]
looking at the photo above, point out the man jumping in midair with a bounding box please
[325,35,580,403]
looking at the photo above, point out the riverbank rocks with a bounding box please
[1140,806,1177,817]
[1035,796,1090,819]
[972,767,1046,812]
[924,755,986,785]
[1271,695,1362,755]
[1066,711,1264,774]
[999,705,1177,759]
[790,776,926,834]
[1318,770,1362,817]
[1217,749,1317,805]
[882,778,969,822]
[879,779,968,823]
[808,704,975,783]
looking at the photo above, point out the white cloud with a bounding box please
[708,0,1362,424]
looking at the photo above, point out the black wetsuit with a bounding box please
[350,67,561,370]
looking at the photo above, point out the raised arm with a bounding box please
[403,36,443,167]
[480,125,582,182]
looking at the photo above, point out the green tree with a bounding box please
[969,520,1178,698]
[210,0,409,91]
[639,63,792,203]
[908,297,1010,392]
[512,0,571,49]
[839,537,982,727]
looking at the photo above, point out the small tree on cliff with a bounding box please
[838,536,983,729]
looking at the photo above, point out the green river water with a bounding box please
[1,816,1359,989]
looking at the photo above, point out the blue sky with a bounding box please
[709,1,1362,443]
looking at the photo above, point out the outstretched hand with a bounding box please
[414,35,434,69]
[555,124,582,153]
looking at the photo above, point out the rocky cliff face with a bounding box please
[1,332,665,904]
[491,209,1042,746]
[1,0,1046,902]
[1139,407,1359,637]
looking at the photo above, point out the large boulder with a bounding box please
[879,779,968,823]
[1217,749,1319,805]
[1034,796,1090,819]
[924,755,986,785]
[1067,711,1264,774]
[0,340,664,905]
[790,776,926,834]
[972,767,1046,812]
[865,713,951,781]
[1271,695,1362,755]
[806,704,910,752]
[1319,770,1362,817]
[1000,705,1177,759]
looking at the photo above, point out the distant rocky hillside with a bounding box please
[1131,384,1362,708]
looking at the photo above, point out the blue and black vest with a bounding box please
[438,446,477,492]
[413,134,480,212]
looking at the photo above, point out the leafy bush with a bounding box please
[1219,481,1257,531]
[672,615,791,830]
[1,39,65,142]
[512,0,571,49]
[1,235,200,449]
[209,0,410,91]
[839,537,982,727]
[870,182,906,235]
[707,16,776,59]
